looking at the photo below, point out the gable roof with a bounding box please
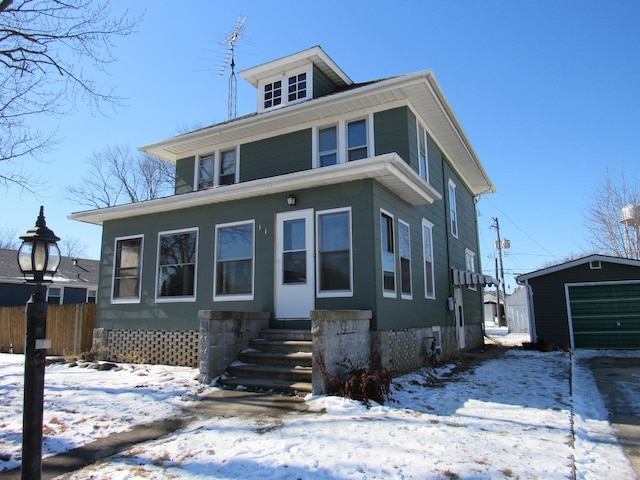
[0,248,100,286]
[516,254,640,282]
[139,47,495,197]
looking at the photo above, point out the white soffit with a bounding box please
[68,154,441,226]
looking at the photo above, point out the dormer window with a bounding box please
[261,68,311,111]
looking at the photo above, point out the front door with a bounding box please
[454,287,466,349]
[275,209,315,319]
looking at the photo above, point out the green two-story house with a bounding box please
[70,46,496,386]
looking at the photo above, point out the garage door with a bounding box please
[567,282,640,349]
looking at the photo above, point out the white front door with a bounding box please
[275,209,315,319]
[454,287,466,349]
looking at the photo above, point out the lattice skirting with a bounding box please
[103,329,200,368]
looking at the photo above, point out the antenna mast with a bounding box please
[220,15,246,121]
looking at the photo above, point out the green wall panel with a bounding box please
[175,156,195,194]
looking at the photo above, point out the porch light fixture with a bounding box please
[287,194,296,206]
[17,206,60,480]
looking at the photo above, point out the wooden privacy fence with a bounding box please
[0,303,96,356]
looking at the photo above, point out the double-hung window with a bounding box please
[287,72,307,102]
[347,119,368,161]
[197,148,238,190]
[448,179,458,238]
[317,208,352,296]
[399,220,412,298]
[215,221,254,300]
[422,219,435,299]
[156,229,197,301]
[380,210,396,296]
[318,126,338,167]
[418,124,429,181]
[465,249,477,291]
[262,70,308,111]
[113,236,143,303]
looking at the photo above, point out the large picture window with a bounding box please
[422,219,435,299]
[113,236,143,303]
[380,210,396,296]
[215,221,254,300]
[399,220,412,298]
[156,229,197,301]
[317,208,352,296]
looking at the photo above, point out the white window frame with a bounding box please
[312,114,375,168]
[195,146,239,190]
[47,286,62,304]
[380,209,396,298]
[213,220,255,302]
[465,248,477,291]
[87,289,97,304]
[417,122,429,182]
[316,207,353,298]
[422,219,436,299]
[155,228,198,303]
[111,234,144,304]
[399,219,412,300]
[259,67,312,112]
[448,179,458,238]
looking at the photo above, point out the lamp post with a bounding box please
[17,206,61,480]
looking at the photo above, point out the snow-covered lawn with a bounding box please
[0,346,637,479]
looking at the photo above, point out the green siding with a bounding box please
[374,107,413,166]
[240,129,312,182]
[568,283,640,348]
[175,156,195,194]
[312,65,339,98]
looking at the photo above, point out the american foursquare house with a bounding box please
[70,46,496,394]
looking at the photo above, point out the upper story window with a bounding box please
[112,235,143,303]
[418,123,429,182]
[465,249,477,291]
[197,148,238,190]
[313,115,373,168]
[156,228,198,302]
[448,179,458,238]
[261,69,310,112]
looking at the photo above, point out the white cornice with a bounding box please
[68,154,442,226]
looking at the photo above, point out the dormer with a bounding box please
[240,45,353,113]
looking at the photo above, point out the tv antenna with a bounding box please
[220,15,246,120]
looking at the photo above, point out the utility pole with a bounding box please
[491,217,508,328]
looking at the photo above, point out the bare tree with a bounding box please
[0,0,141,191]
[58,237,88,258]
[0,226,19,249]
[66,145,175,208]
[585,168,640,259]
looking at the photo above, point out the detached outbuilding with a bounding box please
[516,255,640,349]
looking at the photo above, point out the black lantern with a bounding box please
[17,206,61,284]
[17,206,60,480]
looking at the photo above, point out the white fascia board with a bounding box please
[516,254,640,282]
[68,154,441,226]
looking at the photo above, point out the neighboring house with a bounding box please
[516,254,640,349]
[483,290,506,326]
[70,46,496,381]
[0,248,99,306]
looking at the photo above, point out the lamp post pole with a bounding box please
[17,206,60,480]
[21,283,48,480]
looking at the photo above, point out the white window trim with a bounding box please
[448,179,458,239]
[465,248,477,291]
[258,66,313,112]
[422,218,436,300]
[417,122,429,183]
[316,207,353,298]
[47,286,62,304]
[195,146,239,191]
[380,209,397,298]
[111,234,144,304]
[87,289,97,303]
[312,114,375,168]
[213,220,255,302]
[399,219,412,300]
[155,228,198,303]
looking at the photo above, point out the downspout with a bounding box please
[441,157,457,351]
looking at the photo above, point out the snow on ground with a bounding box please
[0,342,638,479]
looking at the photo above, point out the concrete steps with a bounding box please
[217,329,313,395]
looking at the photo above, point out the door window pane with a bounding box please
[283,219,306,284]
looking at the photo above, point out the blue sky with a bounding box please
[2,0,639,291]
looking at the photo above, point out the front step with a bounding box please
[217,329,313,395]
